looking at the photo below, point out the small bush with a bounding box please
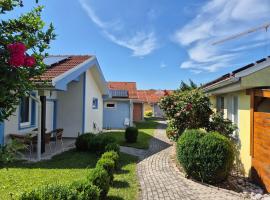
[75,133,95,151]
[177,129,234,183]
[145,111,153,117]
[70,180,100,200]
[88,166,110,199]
[101,151,119,169]
[20,184,77,200]
[105,143,120,154]
[96,158,115,183]
[125,127,138,143]
[177,129,205,179]
[88,134,116,153]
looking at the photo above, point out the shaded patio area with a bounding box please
[20,138,75,161]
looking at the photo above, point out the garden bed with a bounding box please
[0,150,138,200]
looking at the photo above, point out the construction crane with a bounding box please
[212,22,270,45]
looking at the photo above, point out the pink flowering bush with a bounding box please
[0,2,55,121]
[159,89,212,141]
[7,42,36,67]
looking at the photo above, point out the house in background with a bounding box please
[103,82,144,129]
[202,56,270,192]
[0,55,108,156]
[137,89,172,117]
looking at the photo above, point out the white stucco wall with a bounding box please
[57,75,84,138]
[84,68,103,133]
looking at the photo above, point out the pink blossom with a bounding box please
[7,42,26,55]
[24,56,36,67]
[8,54,25,67]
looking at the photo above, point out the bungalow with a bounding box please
[202,56,270,191]
[103,82,144,129]
[0,55,108,159]
[137,89,172,117]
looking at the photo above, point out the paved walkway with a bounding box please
[121,120,246,200]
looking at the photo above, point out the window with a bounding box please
[216,96,224,115]
[227,96,238,125]
[20,97,31,127]
[92,98,98,109]
[105,102,116,109]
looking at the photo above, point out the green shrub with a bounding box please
[198,132,234,183]
[75,133,95,151]
[206,112,238,138]
[177,129,234,183]
[101,151,120,169]
[20,184,77,200]
[105,143,120,154]
[88,166,110,199]
[96,158,115,183]
[177,129,204,179]
[70,180,100,200]
[88,134,116,153]
[125,127,138,143]
[145,111,153,117]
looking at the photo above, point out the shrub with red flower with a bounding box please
[0,3,56,122]
[159,88,212,141]
[7,42,36,68]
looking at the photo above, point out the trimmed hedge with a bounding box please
[101,151,119,169]
[105,143,120,154]
[75,133,95,151]
[75,133,116,154]
[70,180,100,200]
[96,158,115,183]
[177,129,234,183]
[125,127,138,143]
[19,184,77,200]
[20,146,121,200]
[88,166,110,199]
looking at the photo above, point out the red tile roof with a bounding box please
[137,90,173,103]
[108,82,138,99]
[37,55,91,81]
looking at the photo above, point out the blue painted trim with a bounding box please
[53,58,109,95]
[73,76,80,82]
[18,92,37,130]
[0,122,4,145]
[82,72,86,133]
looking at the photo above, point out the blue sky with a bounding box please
[7,0,270,89]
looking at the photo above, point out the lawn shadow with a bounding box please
[3,149,99,169]
[112,180,130,188]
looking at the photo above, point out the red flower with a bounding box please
[24,56,36,67]
[186,103,193,111]
[8,54,25,67]
[7,42,26,55]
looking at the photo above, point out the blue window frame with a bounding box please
[92,98,98,109]
[19,93,36,129]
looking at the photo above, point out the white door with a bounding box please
[46,101,55,132]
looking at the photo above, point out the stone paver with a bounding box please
[121,120,247,200]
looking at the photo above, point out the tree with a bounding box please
[0,0,56,121]
[178,79,197,92]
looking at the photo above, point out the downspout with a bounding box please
[30,95,41,161]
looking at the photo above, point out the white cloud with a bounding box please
[79,0,158,57]
[175,0,270,72]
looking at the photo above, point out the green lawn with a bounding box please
[106,118,159,149]
[0,150,138,200]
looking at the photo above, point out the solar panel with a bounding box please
[43,56,69,67]
[110,90,128,98]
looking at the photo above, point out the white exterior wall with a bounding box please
[57,75,84,138]
[84,68,103,133]
[3,91,39,143]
